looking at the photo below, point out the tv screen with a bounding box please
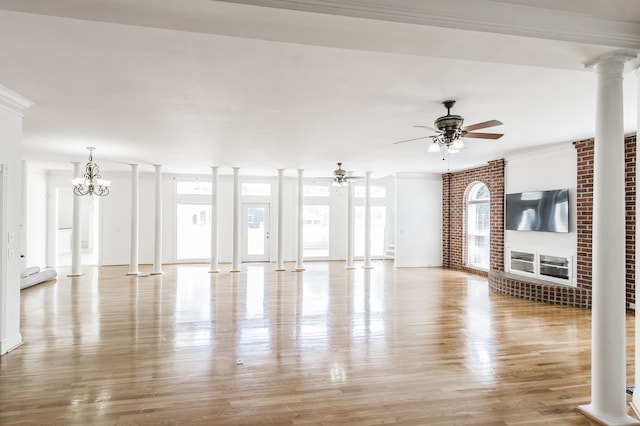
[505,189,569,232]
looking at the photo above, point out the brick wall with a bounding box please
[441,159,505,276]
[574,138,595,292]
[443,135,635,309]
[489,270,591,308]
[573,135,636,308]
[625,136,636,308]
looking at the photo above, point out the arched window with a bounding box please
[467,182,490,270]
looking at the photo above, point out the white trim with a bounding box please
[0,334,23,355]
[0,85,33,117]
[220,0,640,49]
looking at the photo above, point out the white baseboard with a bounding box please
[0,333,23,356]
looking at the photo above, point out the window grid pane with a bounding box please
[467,183,490,269]
[303,205,329,257]
[354,185,386,198]
[177,204,210,259]
[177,181,212,195]
[242,183,271,196]
[303,185,330,197]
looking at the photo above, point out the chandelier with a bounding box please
[72,147,110,196]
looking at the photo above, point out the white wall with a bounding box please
[24,164,47,268]
[329,182,348,260]
[46,171,71,267]
[504,143,577,266]
[0,85,31,354]
[394,173,442,267]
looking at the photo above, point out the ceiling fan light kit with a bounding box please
[332,162,348,186]
[394,100,504,155]
[427,141,441,153]
[332,162,363,186]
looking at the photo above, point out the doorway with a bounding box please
[243,203,270,262]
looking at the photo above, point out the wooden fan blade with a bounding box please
[462,120,503,132]
[414,125,439,133]
[464,132,504,140]
[393,136,431,145]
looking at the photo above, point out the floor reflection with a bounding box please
[8,261,606,425]
[464,278,496,384]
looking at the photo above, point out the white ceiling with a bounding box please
[0,0,638,177]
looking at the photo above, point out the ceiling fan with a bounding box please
[332,162,362,186]
[394,100,503,154]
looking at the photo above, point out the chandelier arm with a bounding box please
[73,147,110,197]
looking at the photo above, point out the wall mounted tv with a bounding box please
[505,189,569,233]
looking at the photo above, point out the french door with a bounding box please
[243,203,270,262]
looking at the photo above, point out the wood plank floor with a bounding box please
[0,261,636,425]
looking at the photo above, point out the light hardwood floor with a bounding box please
[1,261,635,425]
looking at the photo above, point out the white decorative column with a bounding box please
[363,171,373,269]
[633,65,640,417]
[275,169,285,271]
[231,167,241,272]
[151,165,163,275]
[578,50,639,426]
[127,164,139,276]
[209,166,220,273]
[346,179,355,269]
[69,162,83,277]
[294,169,304,272]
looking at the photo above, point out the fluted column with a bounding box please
[127,164,139,276]
[68,162,83,277]
[363,171,373,269]
[231,167,241,272]
[209,166,220,273]
[578,50,639,426]
[346,179,355,269]
[151,165,163,275]
[294,169,304,272]
[276,169,285,271]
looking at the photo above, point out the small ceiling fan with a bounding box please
[332,162,362,186]
[394,100,504,154]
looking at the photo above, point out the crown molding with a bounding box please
[217,0,640,49]
[0,85,33,117]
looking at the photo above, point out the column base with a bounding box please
[67,273,84,277]
[230,269,241,273]
[150,271,164,275]
[362,265,374,269]
[578,404,640,425]
[345,265,356,270]
[293,268,305,272]
[126,272,140,276]
[208,269,220,274]
[275,268,286,271]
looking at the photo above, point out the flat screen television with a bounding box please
[505,189,569,232]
